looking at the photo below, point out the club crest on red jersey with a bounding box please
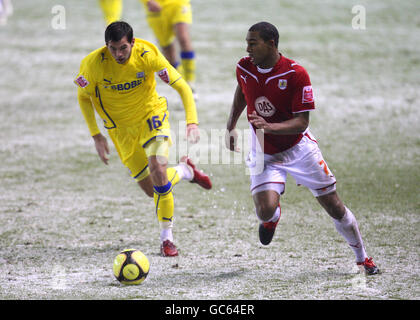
[278,79,287,90]
[302,85,314,103]
[158,68,170,84]
[74,75,89,88]
[255,96,276,117]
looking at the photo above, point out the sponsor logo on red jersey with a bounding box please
[302,85,314,103]
[158,68,170,84]
[255,96,276,117]
[75,75,89,88]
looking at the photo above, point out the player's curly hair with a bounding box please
[249,22,279,48]
[105,21,133,44]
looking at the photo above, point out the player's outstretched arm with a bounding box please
[225,85,246,152]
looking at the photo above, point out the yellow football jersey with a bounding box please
[75,38,197,136]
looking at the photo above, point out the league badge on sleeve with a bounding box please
[158,68,170,84]
[74,75,89,88]
[302,85,314,103]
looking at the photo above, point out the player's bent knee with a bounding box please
[149,167,168,185]
[252,187,281,221]
[148,157,169,186]
[257,206,278,221]
[254,200,278,221]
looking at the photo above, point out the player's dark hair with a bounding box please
[105,21,133,44]
[249,22,279,48]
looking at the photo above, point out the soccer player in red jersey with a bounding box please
[226,22,379,275]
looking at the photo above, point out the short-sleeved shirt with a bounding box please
[236,54,315,154]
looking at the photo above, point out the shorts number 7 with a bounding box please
[319,160,330,176]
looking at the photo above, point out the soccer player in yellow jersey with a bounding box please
[139,0,197,97]
[98,0,123,25]
[74,21,212,257]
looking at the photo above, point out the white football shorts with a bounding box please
[247,130,337,197]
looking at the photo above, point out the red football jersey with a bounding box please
[236,54,315,154]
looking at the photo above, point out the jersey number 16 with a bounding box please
[147,115,163,131]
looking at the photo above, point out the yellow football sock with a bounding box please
[153,167,181,226]
[154,188,174,225]
[181,51,196,83]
